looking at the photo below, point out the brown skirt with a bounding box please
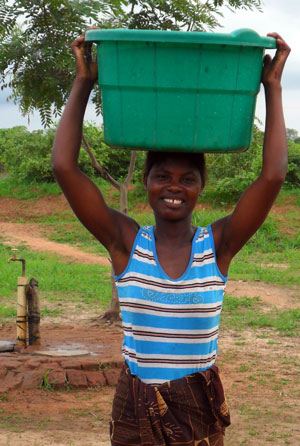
[110,363,230,446]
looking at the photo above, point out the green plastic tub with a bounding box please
[85,28,276,153]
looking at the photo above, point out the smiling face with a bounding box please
[145,155,202,223]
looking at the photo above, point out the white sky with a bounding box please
[0,0,299,134]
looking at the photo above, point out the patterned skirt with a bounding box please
[110,363,230,446]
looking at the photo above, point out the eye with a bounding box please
[155,173,169,181]
[182,176,196,185]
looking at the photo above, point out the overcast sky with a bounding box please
[0,0,299,134]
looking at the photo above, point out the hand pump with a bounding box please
[8,249,27,347]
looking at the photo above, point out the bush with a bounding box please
[285,141,300,188]
[1,126,55,182]
[83,123,146,182]
[205,125,263,202]
[0,124,146,184]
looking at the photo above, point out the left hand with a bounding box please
[262,33,290,88]
[71,28,99,85]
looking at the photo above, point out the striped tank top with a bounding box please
[114,225,227,385]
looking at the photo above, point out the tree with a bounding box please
[0,0,262,127]
[0,0,263,321]
[286,128,299,142]
[285,140,300,188]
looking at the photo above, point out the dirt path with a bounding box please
[0,222,110,266]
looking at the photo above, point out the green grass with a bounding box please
[229,251,300,287]
[40,306,63,317]
[0,176,113,200]
[0,304,64,319]
[0,177,62,199]
[0,303,16,319]
[0,241,111,308]
[47,221,108,255]
[221,294,300,336]
[275,187,300,207]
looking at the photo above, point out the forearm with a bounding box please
[52,78,94,171]
[261,84,288,183]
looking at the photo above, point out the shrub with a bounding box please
[0,124,146,184]
[205,125,263,202]
[1,126,55,182]
[285,141,300,188]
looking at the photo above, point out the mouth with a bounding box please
[163,198,183,205]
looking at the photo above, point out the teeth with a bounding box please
[164,198,182,204]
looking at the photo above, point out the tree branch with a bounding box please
[124,150,137,188]
[81,133,121,190]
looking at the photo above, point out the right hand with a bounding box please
[261,33,290,89]
[71,29,98,85]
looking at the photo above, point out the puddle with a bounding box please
[35,349,90,357]
[0,340,15,352]
[33,342,103,357]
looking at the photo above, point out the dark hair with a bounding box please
[143,151,207,189]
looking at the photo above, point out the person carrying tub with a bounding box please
[52,31,290,445]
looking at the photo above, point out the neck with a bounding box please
[154,218,196,246]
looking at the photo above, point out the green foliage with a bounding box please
[0,124,144,183]
[1,126,55,182]
[0,0,262,127]
[286,128,298,142]
[285,141,300,188]
[203,127,300,202]
[39,369,56,392]
[205,125,263,202]
[83,122,143,180]
[99,0,262,31]
[0,0,103,126]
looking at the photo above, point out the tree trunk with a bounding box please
[120,184,128,214]
[99,266,120,323]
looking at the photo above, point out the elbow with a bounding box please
[51,146,76,178]
[262,166,287,187]
[263,156,288,185]
[52,162,75,180]
[51,151,63,178]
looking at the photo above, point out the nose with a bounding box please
[167,177,182,192]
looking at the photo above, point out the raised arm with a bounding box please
[51,33,139,273]
[213,33,291,276]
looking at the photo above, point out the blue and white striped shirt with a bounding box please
[114,225,227,385]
